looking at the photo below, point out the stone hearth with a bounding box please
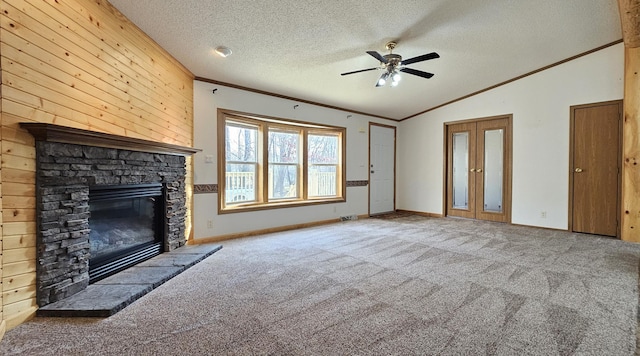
[21,123,199,307]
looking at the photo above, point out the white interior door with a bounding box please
[369,124,395,215]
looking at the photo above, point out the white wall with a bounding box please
[397,43,624,230]
[192,81,396,239]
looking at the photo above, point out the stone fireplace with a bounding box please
[21,123,199,307]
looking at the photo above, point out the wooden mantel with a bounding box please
[20,123,201,156]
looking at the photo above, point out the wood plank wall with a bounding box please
[622,47,640,242]
[0,0,195,331]
[618,0,640,242]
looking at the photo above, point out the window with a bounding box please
[268,128,301,200]
[308,133,339,197]
[218,109,345,212]
[225,121,258,204]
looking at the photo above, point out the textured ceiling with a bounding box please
[108,0,622,121]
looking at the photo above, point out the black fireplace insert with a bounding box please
[88,183,166,283]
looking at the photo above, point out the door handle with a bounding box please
[476,168,483,173]
[574,168,583,173]
[371,170,375,174]
[470,168,475,172]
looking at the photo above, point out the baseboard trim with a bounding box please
[511,223,569,233]
[190,218,345,244]
[395,211,569,232]
[396,209,445,218]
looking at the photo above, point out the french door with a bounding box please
[446,116,512,222]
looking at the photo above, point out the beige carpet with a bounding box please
[2,215,640,355]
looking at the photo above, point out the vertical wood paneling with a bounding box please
[617,0,640,48]
[0,0,194,332]
[622,47,640,242]
[0,45,5,338]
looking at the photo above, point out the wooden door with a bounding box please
[369,124,396,215]
[570,102,621,237]
[446,116,511,223]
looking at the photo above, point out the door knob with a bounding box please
[470,168,475,172]
[476,168,483,173]
[574,168,583,173]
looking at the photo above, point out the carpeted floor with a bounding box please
[2,215,640,355]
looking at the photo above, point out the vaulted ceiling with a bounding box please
[109,0,622,121]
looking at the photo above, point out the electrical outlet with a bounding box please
[207,220,213,229]
[540,211,547,218]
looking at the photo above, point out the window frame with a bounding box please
[307,131,342,198]
[218,109,346,213]
[267,125,302,201]
[224,119,261,205]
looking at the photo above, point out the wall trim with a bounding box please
[396,209,445,218]
[194,181,365,194]
[197,40,623,124]
[194,184,218,194]
[190,218,342,244]
[400,39,624,121]
[511,223,567,233]
[195,77,395,121]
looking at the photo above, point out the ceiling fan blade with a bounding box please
[400,52,440,66]
[400,67,434,79]
[341,67,378,76]
[366,51,388,64]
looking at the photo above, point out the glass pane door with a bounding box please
[483,129,503,213]
[475,118,510,223]
[452,132,469,209]
[447,122,476,219]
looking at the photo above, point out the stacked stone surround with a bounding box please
[35,141,187,306]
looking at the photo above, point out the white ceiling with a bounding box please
[108,0,622,121]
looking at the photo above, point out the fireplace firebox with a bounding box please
[88,184,166,283]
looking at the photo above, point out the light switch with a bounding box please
[204,155,214,163]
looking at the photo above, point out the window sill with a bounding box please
[219,197,345,214]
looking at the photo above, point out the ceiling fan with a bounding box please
[341,41,439,87]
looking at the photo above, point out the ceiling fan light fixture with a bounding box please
[214,46,232,57]
[377,72,389,86]
[342,42,438,87]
